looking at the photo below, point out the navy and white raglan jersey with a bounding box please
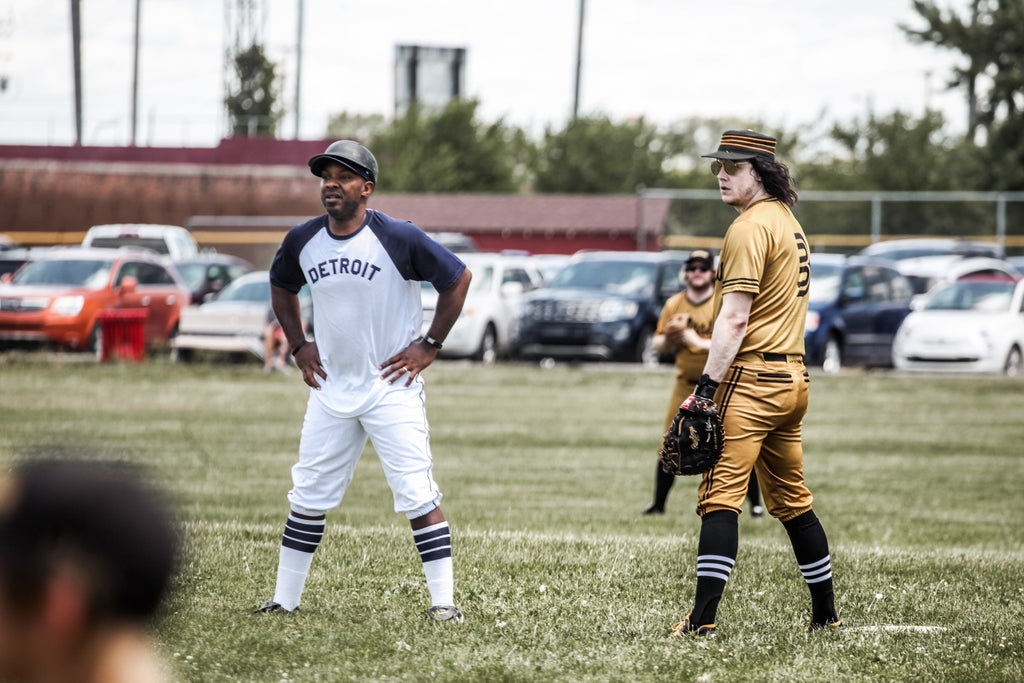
[269,209,466,416]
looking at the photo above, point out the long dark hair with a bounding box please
[750,157,798,207]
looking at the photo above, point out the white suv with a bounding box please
[82,224,199,261]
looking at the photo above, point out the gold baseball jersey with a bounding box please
[713,198,810,356]
[656,291,714,384]
[698,197,814,520]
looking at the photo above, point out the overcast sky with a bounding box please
[0,0,970,150]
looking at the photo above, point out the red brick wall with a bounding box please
[0,141,660,266]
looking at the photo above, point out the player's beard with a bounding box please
[324,194,360,223]
[687,279,714,302]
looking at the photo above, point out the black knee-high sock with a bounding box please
[691,509,739,625]
[652,462,675,509]
[783,510,838,623]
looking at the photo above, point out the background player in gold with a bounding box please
[672,130,841,638]
[644,250,763,517]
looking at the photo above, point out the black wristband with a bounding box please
[420,335,443,350]
[291,339,308,356]
[694,374,719,400]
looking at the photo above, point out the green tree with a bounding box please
[225,43,282,138]
[793,110,990,236]
[369,99,527,192]
[802,110,979,191]
[902,0,1024,142]
[533,115,678,194]
[326,112,389,143]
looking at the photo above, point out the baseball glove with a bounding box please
[659,378,724,476]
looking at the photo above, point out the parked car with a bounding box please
[512,250,690,364]
[171,271,312,362]
[804,253,915,373]
[529,253,572,284]
[426,232,479,253]
[892,273,1024,376]
[858,238,1006,295]
[859,237,1003,262]
[82,223,200,260]
[908,256,1022,300]
[0,247,190,354]
[173,253,255,304]
[0,247,48,278]
[420,252,545,364]
[892,255,1019,296]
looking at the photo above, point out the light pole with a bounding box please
[572,0,584,121]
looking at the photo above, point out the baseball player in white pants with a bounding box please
[256,140,471,623]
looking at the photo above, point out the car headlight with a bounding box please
[804,310,820,334]
[51,295,85,316]
[596,299,638,322]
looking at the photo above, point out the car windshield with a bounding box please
[809,262,842,303]
[466,265,493,294]
[549,261,657,296]
[216,279,269,304]
[924,280,1015,312]
[12,258,112,289]
[175,263,210,290]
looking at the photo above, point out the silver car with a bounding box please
[171,271,311,362]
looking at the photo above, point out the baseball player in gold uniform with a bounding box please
[672,130,841,638]
[645,250,764,517]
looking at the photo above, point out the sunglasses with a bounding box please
[710,159,747,176]
[685,265,712,273]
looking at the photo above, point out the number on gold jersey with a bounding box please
[796,232,810,297]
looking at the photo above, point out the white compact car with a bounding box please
[171,271,311,362]
[421,252,545,363]
[892,274,1024,376]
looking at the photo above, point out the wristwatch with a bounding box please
[420,335,443,350]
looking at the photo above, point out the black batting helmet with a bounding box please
[308,140,378,184]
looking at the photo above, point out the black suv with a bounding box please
[511,251,691,364]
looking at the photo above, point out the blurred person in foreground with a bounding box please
[645,250,763,518]
[257,140,471,622]
[0,458,179,683]
[672,130,841,639]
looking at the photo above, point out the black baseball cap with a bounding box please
[702,130,777,160]
[0,459,178,620]
[308,140,378,183]
[686,249,714,268]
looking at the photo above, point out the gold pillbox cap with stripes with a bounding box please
[701,129,777,160]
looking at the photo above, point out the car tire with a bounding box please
[474,324,498,365]
[88,323,103,361]
[171,347,194,363]
[822,335,843,374]
[1004,346,1023,377]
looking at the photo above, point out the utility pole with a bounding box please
[293,0,303,139]
[572,0,585,121]
[70,0,82,145]
[130,0,141,146]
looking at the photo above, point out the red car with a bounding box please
[0,247,190,355]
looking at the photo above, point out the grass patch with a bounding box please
[1,354,1022,681]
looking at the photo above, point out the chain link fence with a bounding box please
[642,189,1024,256]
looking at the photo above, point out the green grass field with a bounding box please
[1,353,1022,682]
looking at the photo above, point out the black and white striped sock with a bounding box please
[413,521,454,607]
[691,509,738,625]
[273,512,325,611]
[784,510,838,623]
